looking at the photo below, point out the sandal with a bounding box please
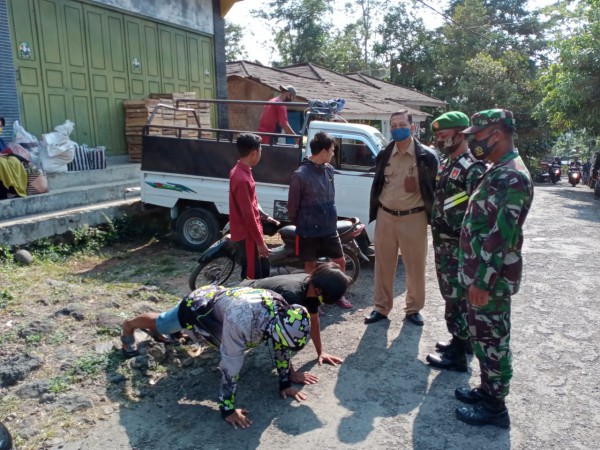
[143,329,182,346]
[336,296,353,309]
[121,335,139,358]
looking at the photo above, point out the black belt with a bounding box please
[380,205,425,217]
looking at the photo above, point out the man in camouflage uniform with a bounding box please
[455,109,534,428]
[425,112,486,371]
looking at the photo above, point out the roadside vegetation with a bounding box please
[0,220,206,450]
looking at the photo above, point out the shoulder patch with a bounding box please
[450,167,462,180]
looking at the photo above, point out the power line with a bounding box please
[413,0,539,59]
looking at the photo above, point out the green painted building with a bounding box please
[0,0,237,155]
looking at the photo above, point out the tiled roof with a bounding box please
[346,72,446,107]
[227,61,445,118]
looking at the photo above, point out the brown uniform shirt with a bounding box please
[378,139,424,211]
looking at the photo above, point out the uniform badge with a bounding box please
[450,168,461,180]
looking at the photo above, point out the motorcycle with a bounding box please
[549,165,561,184]
[189,217,369,291]
[568,166,582,187]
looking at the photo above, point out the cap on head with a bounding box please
[280,85,297,98]
[431,111,470,133]
[270,303,310,351]
[462,109,516,134]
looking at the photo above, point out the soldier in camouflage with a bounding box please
[425,112,486,372]
[454,109,534,428]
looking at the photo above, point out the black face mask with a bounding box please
[436,134,462,155]
[468,131,498,161]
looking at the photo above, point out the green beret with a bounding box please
[463,109,516,134]
[431,111,470,133]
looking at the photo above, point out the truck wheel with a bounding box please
[176,208,220,251]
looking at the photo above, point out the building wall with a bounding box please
[227,77,276,131]
[92,0,214,34]
[0,0,20,142]
[7,0,217,155]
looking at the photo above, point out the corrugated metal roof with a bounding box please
[227,61,444,119]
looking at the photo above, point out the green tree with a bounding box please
[536,0,600,134]
[255,0,333,66]
[225,21,248,61]
[373,2,435,92]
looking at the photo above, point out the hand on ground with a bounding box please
[280,386,308,402]
[225,408,252,429]
[318,352,343,366]
[290,370,318,385]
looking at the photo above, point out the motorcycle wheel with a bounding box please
[189,256,238,291]
[342,250,361,284]
[0,423,13,450]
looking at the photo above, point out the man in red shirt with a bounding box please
[229,133,271,279]
[257,85,298,145]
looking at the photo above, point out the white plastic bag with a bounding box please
[41,120,76,163]
[12,120,40,149]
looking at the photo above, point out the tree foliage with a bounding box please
[536,0,600,134]
[224,21,248,61]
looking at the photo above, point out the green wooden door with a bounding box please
[9,0,217,156]
[8,0,47,136]
[84,4,128,154]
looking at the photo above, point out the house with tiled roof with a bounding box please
[227,61,445,138]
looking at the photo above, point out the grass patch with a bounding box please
[0,289,15,309]
[73,353,109,376]
[48,376,71,394]
[25,333,43,345]
[46,331,68,345]
[96,326,120,337]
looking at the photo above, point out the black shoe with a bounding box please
[435,338,474,355]
[364,310,389,324]
[426,351,468,372]
[455,387,488,404]
[456,400,510,428]
[405,312,424,326]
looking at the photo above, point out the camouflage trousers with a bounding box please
[467,291,512,400]
[434,246,469,341]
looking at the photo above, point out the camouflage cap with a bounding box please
[462,109,516,134]
[431,111,470,132]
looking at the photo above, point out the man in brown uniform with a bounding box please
[365,110,439,326]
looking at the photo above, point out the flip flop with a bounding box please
[121,335,139,358]
[142,329,182,346]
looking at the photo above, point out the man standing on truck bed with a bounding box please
[229,133,271,279]
[257,85,298,145]
[287,132,353,309]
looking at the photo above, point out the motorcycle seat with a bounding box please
[337,220,354,235]
[279,225,297,241]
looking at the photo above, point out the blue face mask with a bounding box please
[391,127,411,142]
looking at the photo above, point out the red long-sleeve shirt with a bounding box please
[229,161,263,244]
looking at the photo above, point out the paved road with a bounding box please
[59,183,600,450]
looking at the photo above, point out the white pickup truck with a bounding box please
[141,117,387,251]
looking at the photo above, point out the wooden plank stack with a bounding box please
[124,92,213,162]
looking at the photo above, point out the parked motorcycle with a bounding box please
[189,217,369,291]
[549,165,562,184]
[568,167,582,187]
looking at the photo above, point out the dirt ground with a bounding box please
[1,182,599,450]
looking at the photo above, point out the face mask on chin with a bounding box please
[391,127,412,142]
[468,131,498,160]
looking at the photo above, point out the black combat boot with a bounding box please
[456,397,510,428]
[454,386,488,404]
[426,338,468,371]
[435,337,474,355]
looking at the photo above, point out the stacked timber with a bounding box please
[124,92,212,162]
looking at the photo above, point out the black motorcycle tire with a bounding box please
[0,423,13,450]
[189,255,237,291]
[342,250,361,284]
